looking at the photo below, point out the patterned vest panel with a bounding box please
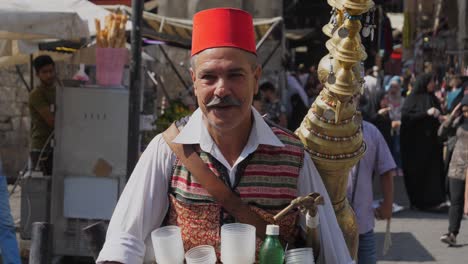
[165,125,305,256]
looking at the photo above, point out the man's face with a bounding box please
[262,89,274,101]
[380,94,389,108]
[36,64,56,86]
[427,80,435,93]
[309,65,316,74]
[449,79,456,88]
[389,83,400,95]
[462,106,468,119]
[450,78,461,88]
[191,47,261,131]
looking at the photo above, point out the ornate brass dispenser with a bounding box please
[295,0,374,259]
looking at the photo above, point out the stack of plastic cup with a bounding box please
[185,245,217,264]
[285,248,315,264]
[151,226,185,264]
[221,223,256,264]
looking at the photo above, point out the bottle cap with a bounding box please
[266,225,280,235]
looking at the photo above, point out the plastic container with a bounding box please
[185,245,217,264]
[221,223,256,264]
[95,47,128,86]
[285,248,315,264]
[151,225,185,264]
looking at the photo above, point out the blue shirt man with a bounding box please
[347,121,396,264]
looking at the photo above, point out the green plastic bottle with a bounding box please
[259,225,284,264]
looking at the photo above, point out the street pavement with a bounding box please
[373,175,468,264]
[6,175,468,263]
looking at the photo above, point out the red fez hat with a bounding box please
[191,8,256,56]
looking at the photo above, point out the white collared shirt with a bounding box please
[173,108,284,185]
[97,107,352,264]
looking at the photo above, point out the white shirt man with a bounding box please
[98,8,352,264]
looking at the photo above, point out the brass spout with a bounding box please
[273,193,324,222]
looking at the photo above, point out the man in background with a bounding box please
[347,120,396,264]
[259,82,288,127]
[29,55,56,175]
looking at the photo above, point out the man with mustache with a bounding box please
[98,8,351,264]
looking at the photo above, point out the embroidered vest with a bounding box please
[165,122,304,258]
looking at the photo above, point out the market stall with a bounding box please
[0,0,138,260]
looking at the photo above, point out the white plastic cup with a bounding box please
[285,248,315,264]
[221,223,256,264]
[185,245,217,264]
[151,225,185,264]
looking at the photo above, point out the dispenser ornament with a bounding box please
[362,26,370,38]
[338,27,350,38]
[295,0,375,260]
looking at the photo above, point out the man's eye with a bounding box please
[229,73,243,78]
[201,75,215,80]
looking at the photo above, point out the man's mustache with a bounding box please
[206,96,241,108]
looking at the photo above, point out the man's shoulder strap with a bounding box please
[174,115,191,131]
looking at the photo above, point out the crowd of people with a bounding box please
[252,64,324,132]
[345,66,468,248]
[359,69,467,210]
[255,61,468,253]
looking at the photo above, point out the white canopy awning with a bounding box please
[0,0,91,41]
[0,0,131,65]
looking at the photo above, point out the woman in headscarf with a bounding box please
[385,76,405,172]
[439,95,468,246]
[370,90,393,148]
[442,81,468,186]
[400,73,446,210]
[385,76,405,122]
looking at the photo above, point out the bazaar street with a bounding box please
[373,176,468,264]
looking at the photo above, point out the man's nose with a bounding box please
[213,78,230,98]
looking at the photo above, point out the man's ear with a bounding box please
[253,65,262,94]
